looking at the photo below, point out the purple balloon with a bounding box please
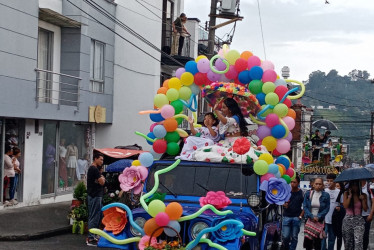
[257,125,271,140]
[175,68,185,78]
[207,70,221,82]
[215,58,227,71]
[285,132,293,142]
[197,58,210,73]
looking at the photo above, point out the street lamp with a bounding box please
[281,66,290,79]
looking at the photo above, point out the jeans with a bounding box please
[282,216,301,250]
[363,216,371,250]
[321,223,335,250]
[9,174,19,200]
[88,195,103,240]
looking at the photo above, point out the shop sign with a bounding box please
[89,105,106,123]
[300,165,338,175]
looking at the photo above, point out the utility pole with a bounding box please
[370,112,374,162]
[207,0,217,59]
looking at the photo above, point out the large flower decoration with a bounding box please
[118,165,148,194]
[199,191,232,210]
[212,215,243,242]
[102,207,128,235]
[233,137,251,155]
[260,177,291,205]
[138,235,157,250]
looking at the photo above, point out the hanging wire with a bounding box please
[256,0,267,59]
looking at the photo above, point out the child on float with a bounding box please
[177,112,220,160]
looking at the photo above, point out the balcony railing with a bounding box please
[163,30,191,58]
[35,68,81,109]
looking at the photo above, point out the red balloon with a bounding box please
[194,72,208,86]
[283,98,292,108]
[153,139,167,154]
[272,149,282,156]
[234,58,248,72]
[274,86,288,99]
[233,137,251,155]
[257,139,262,146]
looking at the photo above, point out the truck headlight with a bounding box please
[190,222,209,239]
[130,217,146,236]
[247,193,261,208]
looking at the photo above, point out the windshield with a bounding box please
[146,161,258,198]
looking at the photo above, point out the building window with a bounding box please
[37,28,54,103]
[90,40,105,93]
[161,0,174,53]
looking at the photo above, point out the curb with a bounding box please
[0,226,72,241]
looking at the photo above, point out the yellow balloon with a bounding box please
[180,72,194,86]
[195,55,207,62]
[258,153,274,165]
[225,50,240,65]
[132,160,141,166]
[262,136,277,151]
[176,128,188,137]
[168,77,182,90]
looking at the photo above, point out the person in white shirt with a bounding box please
[361,180,374,250]
[322,174,340,250]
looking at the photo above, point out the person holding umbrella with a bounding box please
[342,180,368,250]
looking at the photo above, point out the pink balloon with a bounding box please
[285,132,293,142]
[262,70,277,83]
[265,114,280,128]
[261,60,275,71]
[276,139,291,154]
[197,58,210,73]
[207,70,221,82]
[261,173,275,183]
[150,123,158,132]
[161,105,175,119]
[283,116,295,130]
[257,125,272,139]
[286,168,295,177]
[224,65,238,79]
[155,212,170,227]
[215,58,227,71]
[175,68,185,79]
[257,139,262,146]
[248,56,261,69]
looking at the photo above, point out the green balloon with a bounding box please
[154,94,169,108]
[225,50,240,65]
[248,80,263,95]
[148,199,166,217]
[166,142,180,155]
[164,131,180,143]
[171,100,184,114]
[265,92,279,106]
[254,160,269,175]
[282,175,291,184]
[166,88,179,102]
[176,117,183,125]
[179,86,192,101]
[262,81,276,94]
[273,103,289,118]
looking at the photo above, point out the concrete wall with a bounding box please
[95,0,163,150]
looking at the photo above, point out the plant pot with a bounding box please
[71,199,82,207]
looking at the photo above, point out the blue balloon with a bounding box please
[274,171,281,178]
[164,220,181,237]
[153,125,167,138]
[249,66,263,80]
[256,93,266,106]
[150,148,162,160]
[146,132,156,145]
[150,112,164,122]
[238,70,251,84]
[185,61,199,75]
[275,156,290,169]
[139,152,154,167]
[271,125,286,139]
[268,164,279,174]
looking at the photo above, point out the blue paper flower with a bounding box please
[211,215,244,242]
[260,177,291,205]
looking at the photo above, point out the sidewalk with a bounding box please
[0,201,71,241]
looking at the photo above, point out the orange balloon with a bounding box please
[144,218,163,237]
[165,202,183,220]
[240,51,253,60]
[157,87,168,95]
[163,79,169,88]
[163,118,178,132]
[287,109,296,119]
[278,164,286,176]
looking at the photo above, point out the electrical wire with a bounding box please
[256,0,267,59]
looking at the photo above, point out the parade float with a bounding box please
[90,46,305,250]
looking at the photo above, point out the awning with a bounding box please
[94,148,146,164]
[39,8,81,28]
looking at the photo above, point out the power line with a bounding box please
[303,94,369,108]
[256,0,267,60]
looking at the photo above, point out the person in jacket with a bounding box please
[303,177,330,250]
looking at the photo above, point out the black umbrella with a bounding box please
[334,167,374,182]
[312,119,338,130]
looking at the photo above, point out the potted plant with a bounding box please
[72,181,87,207]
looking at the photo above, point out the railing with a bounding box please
[35,68,81,109]
[163,30,191,57]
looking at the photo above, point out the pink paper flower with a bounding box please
[199,191,232,209]
[138,235,157,250]
[118,166,148,194]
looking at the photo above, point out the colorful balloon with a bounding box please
[262,136,277,151]
[168,77,182,90]
[155,212,170,227]
[139,152,154,167]
[165,202,183,220]
[154,94,169,108]
[180,72,194,86]
[166,88,179,102]
[153,139,167,154]
[153,125,167,138]
[164,118,178,132]
[161,105,175,119]
[254,160,269,175]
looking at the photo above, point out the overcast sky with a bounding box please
[184,0,374,81]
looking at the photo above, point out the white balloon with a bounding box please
[274,79,287,87]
